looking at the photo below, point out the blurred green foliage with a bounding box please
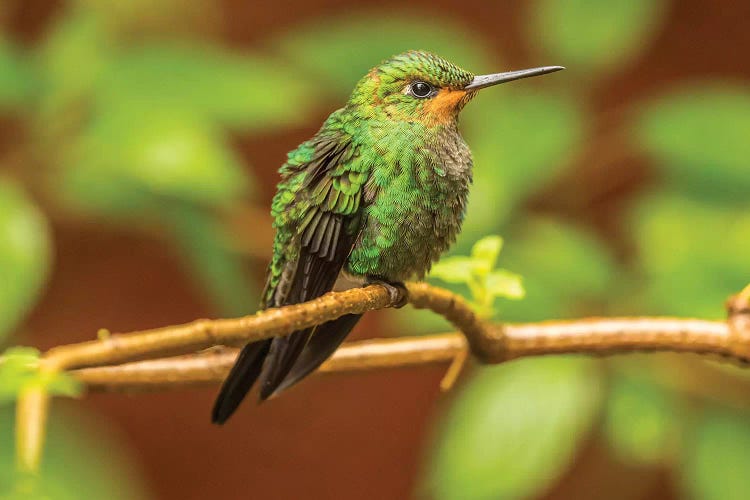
[532,0,666,77]
[94,44,316,130]
[680,408,750,500]
[272,13,494,97]
[0,38,31,108]
[1,0,749,498]
[428,357,601,499]
[638,86,750,202]
[499,218,615,322]
[0,404,151,499]
[62,109,248,212]
[631,192,750,318]
[460,90,584,231]
[165,204,258,315]
[0,180,51,343]
[603,373,680,466]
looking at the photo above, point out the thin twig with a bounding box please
[73,334,466,391]
[15,385,50,472]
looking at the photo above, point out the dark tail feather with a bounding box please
[266,314,362,398]
[214,314,362,418]
[258,328,314,400]
[211,339,271,425]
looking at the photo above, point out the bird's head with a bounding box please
[349,50,563,127]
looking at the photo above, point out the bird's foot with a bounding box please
[366,279,408,309]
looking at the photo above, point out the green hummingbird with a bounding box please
[212,50,563,424]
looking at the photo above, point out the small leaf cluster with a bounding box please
[0,347,81,402]
[429,236,524,319]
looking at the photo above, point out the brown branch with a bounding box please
[15,282,750,475]
[70,316,748,393]
[39,282,483,373]
[42,284,409,371]
[72,334,466,391]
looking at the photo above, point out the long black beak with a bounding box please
[464,66,565,90]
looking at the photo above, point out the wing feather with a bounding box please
[213,122,369,419]
[258,131,366,399]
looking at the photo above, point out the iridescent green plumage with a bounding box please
[212,51,563,424]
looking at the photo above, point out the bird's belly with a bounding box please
[391,211,457,279]
[346,192,466,282]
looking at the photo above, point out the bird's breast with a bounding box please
[346,127,472,281]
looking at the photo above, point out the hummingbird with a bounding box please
[212,50,563,424]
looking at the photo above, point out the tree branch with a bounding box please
[70,316,746,392]
[41,283,465,371]
[72,334,467,391]
[14,282,750,474]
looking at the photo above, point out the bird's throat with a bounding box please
[422,88,470,126]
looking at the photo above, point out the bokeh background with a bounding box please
[1,0,750,498]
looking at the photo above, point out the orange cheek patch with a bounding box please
[423,88,468,125]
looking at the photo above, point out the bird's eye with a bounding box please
[409,81,434,98]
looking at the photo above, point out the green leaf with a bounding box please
[485,269,525,300]
[0,179,51,341]
[0,404,151,499]
[429,235,524,319]
[0,347,82,403]
[471,236,503,275]
[61,108,249,215]
[603,374,679,466]
[427,356,602,500]
[636,86,750,202]
[630,192,750,318]
[680,408,750,500]
[163,205,258,316]
[500,218,615,322]
[458,91,583,238]
[531,0,667,76]
[429,256,478,284]
[274,12,495,97]
[94,43,316,130]
[0,347,40,402]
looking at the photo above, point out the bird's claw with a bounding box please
[367,279,408,308]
